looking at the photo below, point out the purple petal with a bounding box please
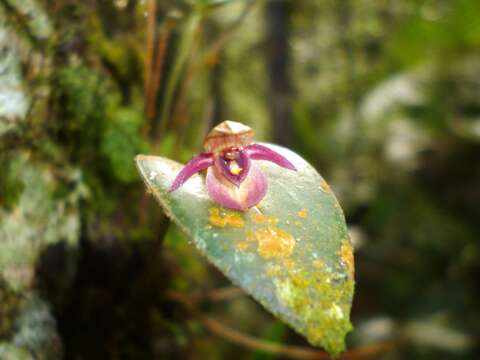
[206,163,267,211]
[215,150,251,187]
[245,144,297,171]
[169,153,214,192]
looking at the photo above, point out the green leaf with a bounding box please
[135,144,354,355]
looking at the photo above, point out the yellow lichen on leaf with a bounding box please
[226,212,245,227]
[237,241,250,251]
[208,207,245,228]
[208,208,227,227]
[274,262,353,355]
[297,208,308,218]
[338,239,355,278]
[254,227,295,259]
[250,212,279,225]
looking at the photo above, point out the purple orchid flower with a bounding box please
[169,120,296,211]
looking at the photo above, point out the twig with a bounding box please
[204,286,244,302]
[199,315,331,359]
[167,289,400,359]
[200,316,399,360]
[144,0,157,105]
[147,23,171,123]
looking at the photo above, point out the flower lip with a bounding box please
[206,163,267,211]
[215,147,251,187]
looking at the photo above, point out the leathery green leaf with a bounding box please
[135,144,354,355]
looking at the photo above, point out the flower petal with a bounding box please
[215,150,251,187]
[245,144,297,171]
[169,153,214,192]
[206,163,267,211]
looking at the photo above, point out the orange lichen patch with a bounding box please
[254,226,295,259]
[319,179,331,193]
[227,213,245,227]
[208,207,245,228]
[338,239,355,278]
[250,212,279,225]
[209,208,228,227]
[297,208,308,218]
[237,241,251,251]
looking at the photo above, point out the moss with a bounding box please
[0,278,24,338]
[0,343,33,360]
[0,161,24,210]
[101,106,146,183]
[55,66,104,135]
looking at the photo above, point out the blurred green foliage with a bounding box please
[0,0,479,359]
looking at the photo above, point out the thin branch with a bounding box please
[144,0,157,104]
[147,23,171,123]
[204,286,244,302]
[200,315,330,359]
[167,289,400,359]
[200,316,399,360]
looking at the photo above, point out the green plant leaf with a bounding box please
[135,144,354,355]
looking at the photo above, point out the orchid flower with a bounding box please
[169,120,296,211]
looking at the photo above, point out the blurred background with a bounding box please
[1,0,480,359]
